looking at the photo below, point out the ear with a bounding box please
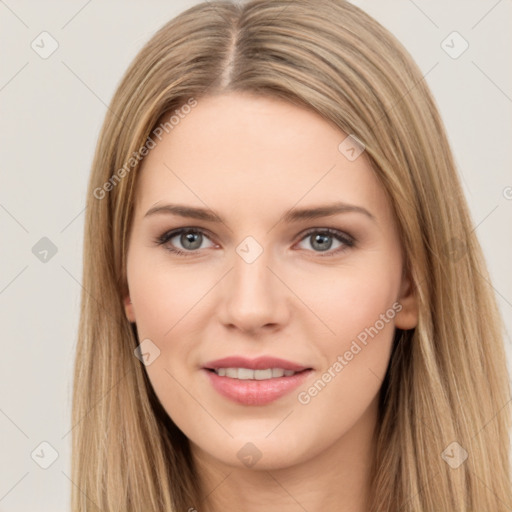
[123,295,136,323]
[394,271,418,330]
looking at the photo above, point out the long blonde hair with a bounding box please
[72,1,512,510]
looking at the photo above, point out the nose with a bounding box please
[217,246,290,334]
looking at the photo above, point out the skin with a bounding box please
[123,92,418,512]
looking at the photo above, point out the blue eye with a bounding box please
[155,227,355,257]
[297,228,354,256]
[156,228,215,255]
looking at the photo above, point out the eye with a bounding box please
[155,227,355,257]
[155,228,216,256]
[295,228,355,256]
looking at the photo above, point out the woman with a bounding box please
[72,0,512,510]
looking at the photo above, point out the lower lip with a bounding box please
[203,369,313,406]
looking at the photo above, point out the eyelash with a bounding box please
[154,227,355,258]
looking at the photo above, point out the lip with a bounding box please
[201,356,314,406]
[202,356,311,372]
[203,368,313,406]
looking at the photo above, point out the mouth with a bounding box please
[202,355,312,373]
[201,356,314,406]
[204,367,311,379]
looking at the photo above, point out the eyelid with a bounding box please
[298,226,354,244]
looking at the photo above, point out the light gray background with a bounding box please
[1,1,511,510]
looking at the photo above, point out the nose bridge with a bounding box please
[220,237,288,332]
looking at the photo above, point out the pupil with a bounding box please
[313,233,332,251]
[183,232,201,250]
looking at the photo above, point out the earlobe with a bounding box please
[394,274,419,330]
[124,295,136,323]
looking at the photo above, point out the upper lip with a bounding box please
[202,356,312,372]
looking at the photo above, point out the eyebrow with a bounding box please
[144,202,375,223]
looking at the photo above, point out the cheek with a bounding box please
[127,255,216,408]
[292,258,399,409]
[291,278,397,451]
[127,261,206,422]
[128,255,212,339]
[296,258,401,344]
[307,275,397,385]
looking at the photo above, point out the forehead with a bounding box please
[134,92,388,220]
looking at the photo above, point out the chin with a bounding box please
[202,433,313,471]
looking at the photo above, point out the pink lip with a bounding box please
[203,369,313,406]
[201,356,313,406]
[202,356,311,372]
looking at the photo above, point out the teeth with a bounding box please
[213,367,299,379]
[238,368,254,380]
[255,369,272,380]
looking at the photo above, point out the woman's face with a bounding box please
[124,92,418,472]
